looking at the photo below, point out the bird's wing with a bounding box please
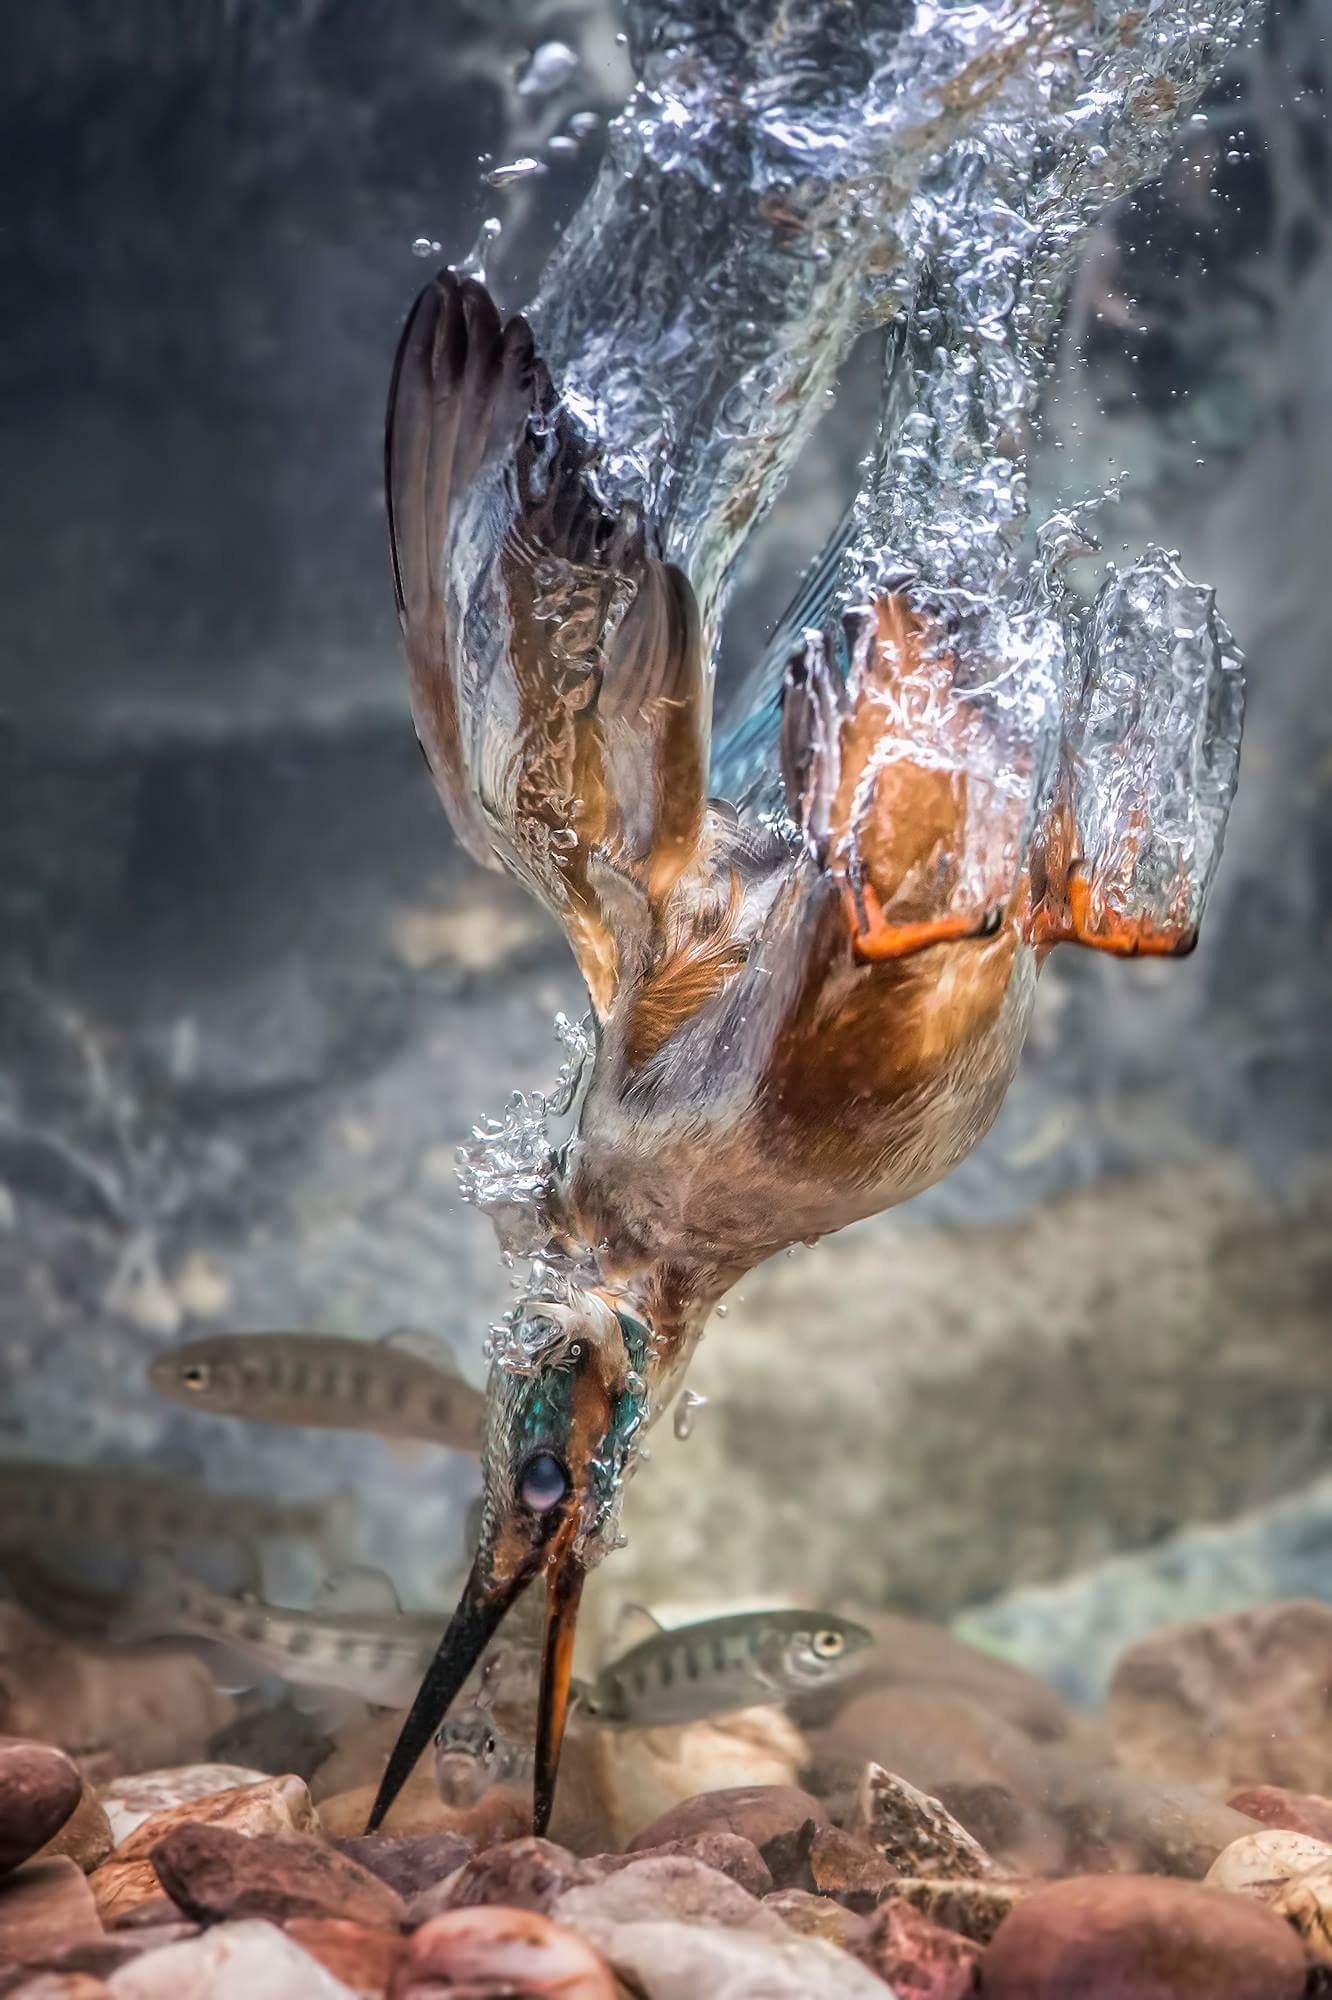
[708,499,858,812]
[387,271,708,1017]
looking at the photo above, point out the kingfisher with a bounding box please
[365,268,1240,1836]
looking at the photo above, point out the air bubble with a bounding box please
[485,157,547,189]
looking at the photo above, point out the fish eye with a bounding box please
[517,1450,569,1514]
[812,1628,844,1659]
[181,1364,210,1391]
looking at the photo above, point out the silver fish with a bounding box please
[434,1705,535,1803]
[0,1463,354,1564]
[148,1330,485,1451]
[114,1554,442,1709]
[583,1610,873,1729]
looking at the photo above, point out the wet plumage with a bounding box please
[368,269,1239,1837]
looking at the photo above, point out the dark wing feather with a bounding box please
[387,271,707,1015]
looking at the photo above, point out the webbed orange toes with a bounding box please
[1032,868,1199,958]
[842,880,1003,963]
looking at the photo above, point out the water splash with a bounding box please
[673,1387,708,1441]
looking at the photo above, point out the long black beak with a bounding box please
[364,1548,534,1833]
[533,1526,585,1837]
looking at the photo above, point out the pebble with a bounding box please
[980,1873,1309,1999]
[0,1927,198,1982]
[0,1741,83,1875]
[1109,1599,1332,1794]
[760,1818,897,1910]
[0,1608,232,1787]
[1043,1758,1262,1878]
[0,1976,112,2000]
[1204,1825,1332,1898]
[282,1918,405,1997]
[104,1918,359,1998]
[559,1854,770,1933]
[315,1780,525,1845]
[399,1906,616,1999]
[91,1776,319,1924]
[406,1836,586,1922]
[36,1785,113,1875]
[100,1768,270,1848]
[626,1784,828,1859]
[149,1823,405,1929]
[763,1886,869,1950]
[0,1857,103,1964]
[1229,1783,1332,1843]
[854,1899,981,1999]
[329,1831,473,1901]
[1271,1859,1332,1967]
[594,1831,772,1899]
[851,1763,997,1879]
[884,1873,1027,1944]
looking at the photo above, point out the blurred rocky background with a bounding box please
[1,0,1328,1683]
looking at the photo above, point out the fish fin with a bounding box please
[608,1600,666,1650]
[378,1325,462,1373]
[313,1565,404,1618]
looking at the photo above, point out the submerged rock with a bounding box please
[90,1775,319,1925]
[595,1705,808,1850]
[762,1886,868,1950]
[405,1836,585,1921]
[0,1740,82,1876]
[103,1918,360,1998]
[1271,1859,1332,1968]
[596,1831,772,1899]
[1109,1599,1332,1794]
[36,1783,113,1875]
[1042,1759,1261,1878]
[329,1831,473,1902]
[855,1900,981,1999]
[400,1907,616,1999]
[626,1784,828,1859]
[282,1917,404,1997]
[0,1856,102,1965]
[100,1767,271,1848]
[150,1823,405,1930]
[1204,1826,1332,1899]
[882,1874,1027,1945]
[851,1763,996,1880]
[1228,1784,1332,1843]
[0,1609,232,1786]
[980,1873,1309,2000]
[760,1819,897,1910]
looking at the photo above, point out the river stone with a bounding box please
[590,1831,772,1899]
[626,1784,828,1859]
[0,1857,103,1963]
[36,1785,113,1875]
[852,1763,997,1879]
[1205,1826,1332,1899]
[405,1836,587,1922]
[90,1775,319,1924]
[1109,1599,1332,1794]
[855,1900,981,2000]
[0,1741,83,1876]
[400,1906,617,1999]
[763,1887,869,1950]
[980,1873,1309,2000]
[884,1874,1027,1945]
[99,1768,270,1848]
[281,1918,405,1997]
[328,1831,474,1901]
[105,1918,360,1998]
[1228,1785,1332,1843]
[150,1823,404,1929]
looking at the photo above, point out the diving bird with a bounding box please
[365,268,1241,1836]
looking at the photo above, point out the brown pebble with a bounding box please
[1229,1784,1332,1845]
[763,1886,869,1950]
[35,1787,113,1876]
[0,1857,102,1963]
[855,1900,980,2000]
[397,1905,617,1998]
[330,1830,475,1899]
[853,1764,996,1881]
[981,1873,1308,2000]
[284,1916,407,1994]
[627,1783,829,1859]
[151,1821,405,1929]
[407,1836,587,1923]
[886,1874,1026,1944]
[0,1741,83,1877]
[591,1831,772,1900]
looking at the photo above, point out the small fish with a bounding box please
[582,1610,874,1729]
[434,1705,535,1803]
[113,1555,444,1709]
[148,1330,485,1451]
[0,1463,354,1565]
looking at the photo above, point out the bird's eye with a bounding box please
[812,1628,844,1659]
[518,1450,569,1514]
[182,1365,209,1391]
